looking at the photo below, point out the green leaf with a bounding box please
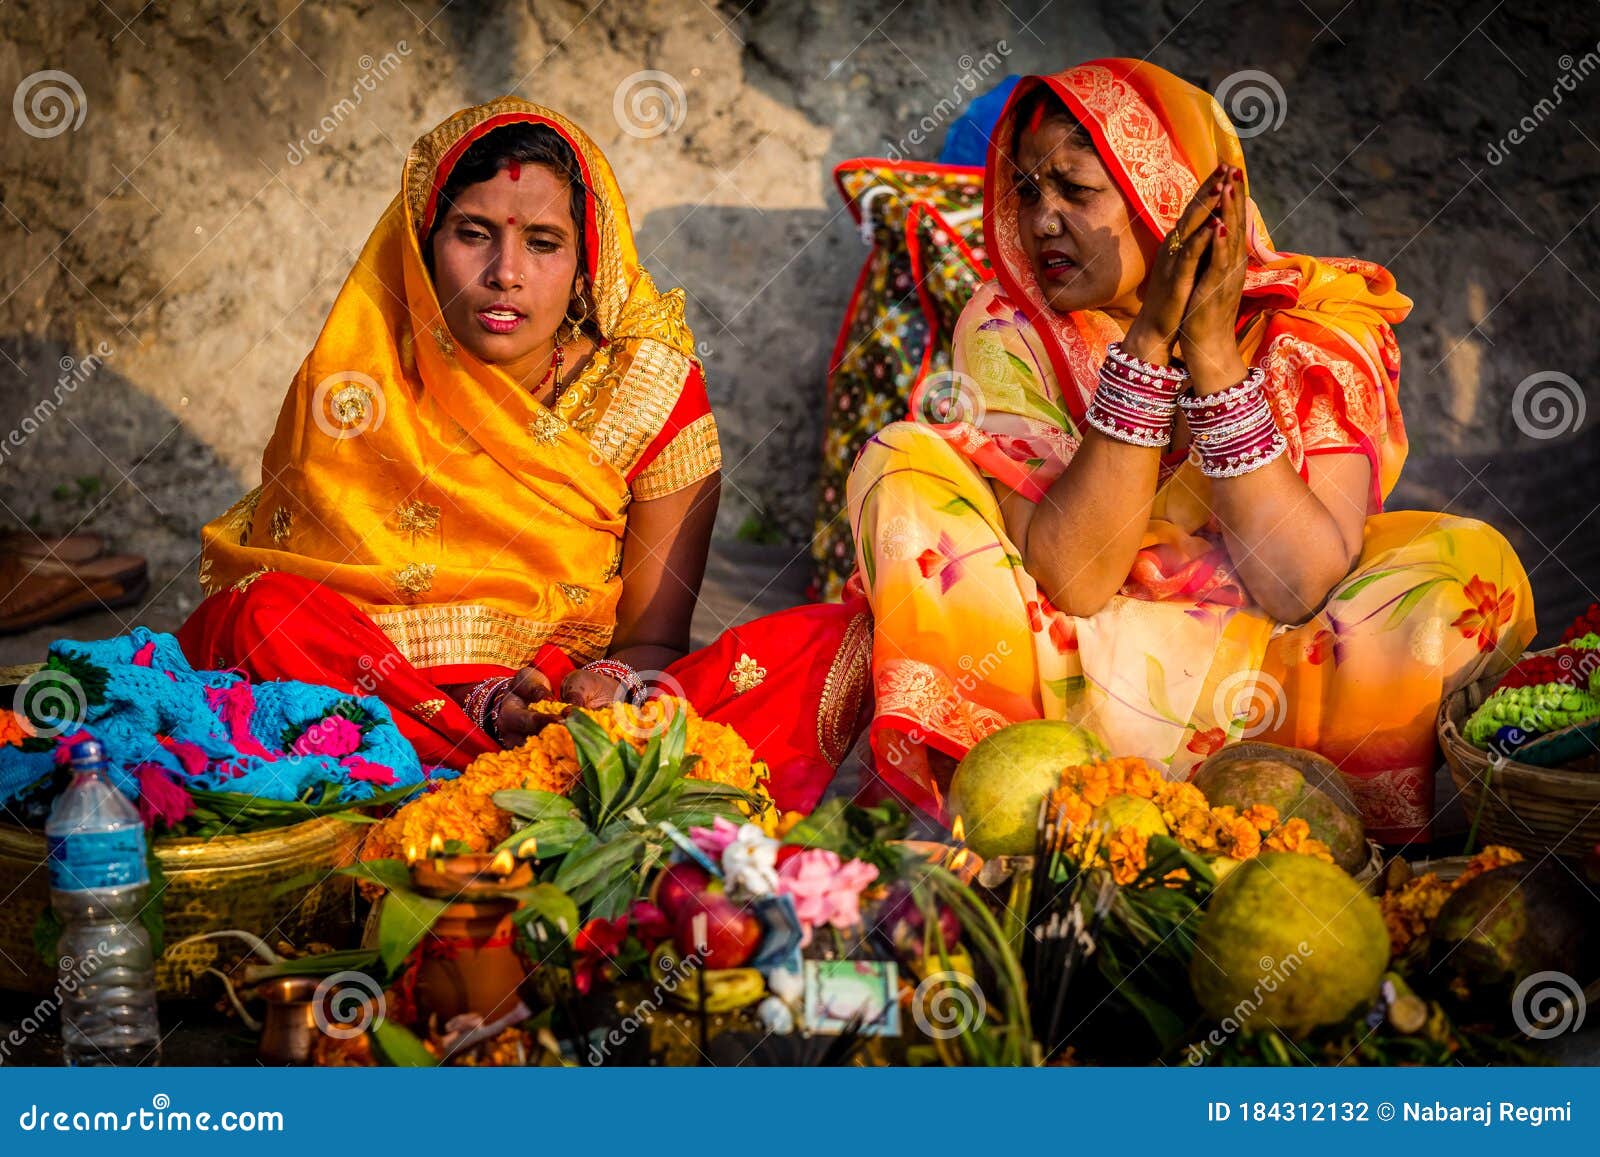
[506,882,579,942]
[614,731,663,818]
[31,906,62,968]
[1385,577,1450,628]
[492,816,591,858]
[371,1019,439,1067]
[492,789,581,825]
[376,888,450,975]
[565,712,625,824]
[554,833,645,895]
[633,711,692,816]
[1332,567,1398,601]
[336,858,413,895]
[781,797,852,854]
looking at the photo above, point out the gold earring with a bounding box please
[562,297,590,345]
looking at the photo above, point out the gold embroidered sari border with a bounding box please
[368,603,613,669]
[632,413,722,501]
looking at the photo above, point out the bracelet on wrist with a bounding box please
[1177,368,1287,478]
[1086,342,1188,448]
[581,658,649,706]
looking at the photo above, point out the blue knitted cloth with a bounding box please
[1,628,427,806]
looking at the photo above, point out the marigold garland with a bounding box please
[363,698,766,862]
[1047,757,1335,885]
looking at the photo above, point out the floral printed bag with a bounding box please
[809,160,991,601]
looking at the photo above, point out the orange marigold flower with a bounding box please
[1108,824,1148,885]
[0,709,32,748]
[1241,803,1279,832]
[1222,815,1262,859]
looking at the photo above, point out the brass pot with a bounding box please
[0,817,365,998]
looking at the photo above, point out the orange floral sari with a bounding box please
[846,60,1535,842]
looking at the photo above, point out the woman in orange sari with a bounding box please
[847,61,1534,843]
[180,98,870,812]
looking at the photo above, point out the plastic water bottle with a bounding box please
[45,736,161,1066]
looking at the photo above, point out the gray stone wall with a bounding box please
[0,0,1595,650]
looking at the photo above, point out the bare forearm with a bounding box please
[1210,458,1354,623]
[606,643,685,675]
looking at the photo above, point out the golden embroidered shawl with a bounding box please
[199,98,719,670]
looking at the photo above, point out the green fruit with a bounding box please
[1190,853,1389,1034]
[1093,793,1168,839]
[1428,862,1600,1021]
[1193,754,1368,874]
[948,720,1107,857]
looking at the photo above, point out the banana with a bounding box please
[649,945,766,1012]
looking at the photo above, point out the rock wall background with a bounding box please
[0,0,1596,657]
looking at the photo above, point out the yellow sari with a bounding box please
[198,97,720,673]
[846,62,1534,842]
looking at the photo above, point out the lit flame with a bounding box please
[517,837,539,859]
[427,832,445,857]
[951,815,966,843]
[405,844,419,864]
[949,846,971,872]
[948,815,969,872]
[489,848,516,875]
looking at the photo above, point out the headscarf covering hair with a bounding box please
[979,59,1413,510]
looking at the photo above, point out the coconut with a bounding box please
[1193,747,1367,873]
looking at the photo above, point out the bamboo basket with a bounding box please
[0,817,366,998]
[1437,666,1600,860]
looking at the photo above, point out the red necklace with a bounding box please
[540,343,566,400]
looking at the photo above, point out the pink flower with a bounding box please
[688,816,741,861]
[339,755,396,787]
[776,849,880,945]
[136,763,194,831]
[291,715,363,758]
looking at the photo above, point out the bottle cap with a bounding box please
[66,736,107,766]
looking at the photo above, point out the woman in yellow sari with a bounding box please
[179,98,871,812]
[847,61,1534,843]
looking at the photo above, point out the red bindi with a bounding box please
[506,160,521,181]
[506,216,516,225]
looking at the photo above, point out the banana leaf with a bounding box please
[492,789,582,824]
[377,887,451,975]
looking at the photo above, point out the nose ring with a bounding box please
[1044,218,1062,237]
